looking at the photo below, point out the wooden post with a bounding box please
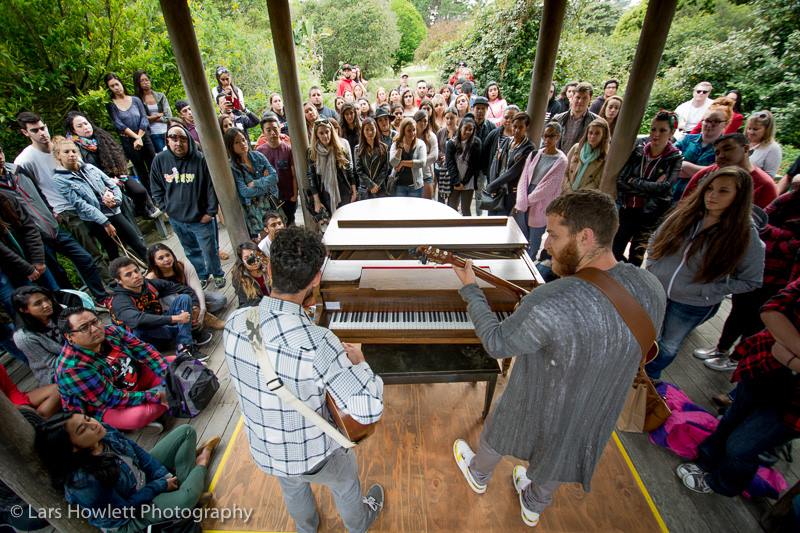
[599,0,678,197]
[158,0,250,247]
[0,396,93,532]
[266,0,316,230]
[525,0,568,147]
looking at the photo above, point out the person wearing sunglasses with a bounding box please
[674,107,731,199]
[675,81,713,133]
[212,65,245,111]
[233,242,270,309]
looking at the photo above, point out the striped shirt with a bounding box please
[223,297,383,477]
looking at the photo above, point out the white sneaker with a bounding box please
[512,465,540,527]
[693,347,728,360]
[703,356,738,372]
[675,463,705,480]
[682,472,713,494]
[452,439,486,494]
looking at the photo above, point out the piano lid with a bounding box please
[322,198,528,251]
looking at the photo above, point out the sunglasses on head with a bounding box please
[314,117,330,125]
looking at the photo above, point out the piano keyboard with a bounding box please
[328,310,512,330]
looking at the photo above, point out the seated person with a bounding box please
[12,286,64,386]
[35,412,220,532]
[146,243,227,330]
[233,242,270,308]
[109,257,210,359]
[256,210,286,257]
[55,306,168,431]
[0,362,60,418]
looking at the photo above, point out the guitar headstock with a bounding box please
[415,245,454,266]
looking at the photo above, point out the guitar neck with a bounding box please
[453,255,530,299]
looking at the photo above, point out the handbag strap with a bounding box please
[573,267,657,364]
[245,308,355,449]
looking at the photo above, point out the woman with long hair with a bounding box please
[353,83,366,101]
[554,81,578,115]
[51,136,147,261]
[355,117,389,199]
[439,85,454,107]
[35,413,218,532]
[562,118,610,192]
[342,89,355,104]
[308,119,357,215]
[303,102,319,142]
[146,243,226,330]
[339,103,361,162]
[430,94,447,133]
[269,93,289,135]
[104,72,156,192]
[644,166,765,380]
[391,104,404,130]
[232,242,270,308]
[613,111,683,266]
[218,114,235,135]
[334,96,346,116]
[484,81,508,126]
[212,65,245,110]
[545,82,560,122]
[65,111,160,219]
[390,117,426,198]
[598,95,623,136]
[746,110,782,178]
[419,99,435,127]
[11,286,64,386]
[414,110,438,199]
[690,95,743,135]
[223,128,279,238]
[132,70,172,153]
[454,93,470,119]
[445,115,482,215]
[357,97,373,120]
[388,89,402,108]
[401,88,418,117]
[374,87,389,110]
[486,111,534,217]
[436,107,460,203]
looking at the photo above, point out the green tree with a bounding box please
[302,0,400,81]
[390,0,427,72]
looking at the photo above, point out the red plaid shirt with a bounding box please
[732,277,800,431]
[761,189,800,290]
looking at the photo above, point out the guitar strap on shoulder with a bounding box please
[573,268,658,366]
[245,308,355,449]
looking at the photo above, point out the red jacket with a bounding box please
[336,78,354,97]
[681,163,778,208]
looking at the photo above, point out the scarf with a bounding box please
[572,142,600,191]
[315,143,342,214]
[69,134,98,152]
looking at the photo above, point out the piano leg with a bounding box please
[482,375,497,420]
[501,358,513,376]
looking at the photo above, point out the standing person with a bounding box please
[562,118,610,193]
[133,70,172,153]
[430,94,447,132]
[357,97,373,120]
[104,73,156,192]
[64,112,160,219]
[374,108,395,149]
[0,193,55,293]
[308,119,357,216]
[553,82,578,115]
[484,82,508,126]
[451,190,666,527]
[374,87,389,111]
[309,86,336,119]
[544,82,560,123]
[224,227,385,533]
[231,242,270,308]
[454,94,470,119]
[355,117,389,199]
[339,103,361,162]
[589,79,619,114]
[334,96,346,117]
[551,82,599,154]
[598,95,622,136]
[470,97,497,214]
[746,110,782,178]
[269,93,289,135]
[150,123,226,289]
[436,107,459,204]
[212,66,245,111]
[401,88,418,117]
[216,93,259,142]
[51,137,147,261]
[303,102,319,142]
[414,80,428,107]
[257,114,299,226]
[174,100,201,146]
[391,104,404,130]
[389,117,426,199]
[613,111,683,266]
[388,89,402,109]
[414,110,438,199]
[440,85,454,107]
[353,83,367,102]
[675,81,713,133]
[482,106,520,185]
[446,116,482,215]
[336,64,355,97]
[223,128,279,239]
[514,122,567,257]
[485,109,530,216]
[644,167,765,380]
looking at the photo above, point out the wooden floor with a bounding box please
[204,383,664,532]
[4,220,797,533]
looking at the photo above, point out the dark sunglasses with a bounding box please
[695,89,709,94]
[167,133,188,141]
[314,118,330,125]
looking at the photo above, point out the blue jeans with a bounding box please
[645,299,720,379]
[697,378,799,496]
[46,228,108,299]
[170,219,223,280]
[133,294,193,350]
[151,133,166,153]
[528,226,547,260]
[395,185,423,197]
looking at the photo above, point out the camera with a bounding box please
[245,254,260,266]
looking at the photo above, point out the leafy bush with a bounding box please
[390,0,428,72]
[414,20,467,64]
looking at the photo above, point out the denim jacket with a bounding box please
[53,163,122,226]
[64,426,169,529]
[230,151,279,206]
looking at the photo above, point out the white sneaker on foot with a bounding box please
[452,439,486,494]
[512,465,540,527]
[675,463,705,480]
[703,356,738,372]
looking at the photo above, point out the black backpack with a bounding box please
[164,353,219,418]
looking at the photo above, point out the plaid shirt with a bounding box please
[761,189,800,290]
[732,278,800,431]
[56,325,167,418]
[223,297,383,477]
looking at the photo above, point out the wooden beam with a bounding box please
[0,396,93,532]
[266,0,317,230]
[599,0,678,197]
[158,0,251,247]
[525,0,568,147]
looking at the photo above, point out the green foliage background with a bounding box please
[390,0,428,72]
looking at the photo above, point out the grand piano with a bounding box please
[314,197,543,417]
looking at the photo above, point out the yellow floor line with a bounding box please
[208,417,244,492]
[613,431,669,533]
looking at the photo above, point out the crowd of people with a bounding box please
[0,56,798,531]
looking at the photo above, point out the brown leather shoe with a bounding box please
[196,435,222,456]
[203,312,226,330]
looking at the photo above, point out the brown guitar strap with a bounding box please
[573,268,657,364]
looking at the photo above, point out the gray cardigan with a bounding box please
[389,138,427,190]
[12,327,63,386]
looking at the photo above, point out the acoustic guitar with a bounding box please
[325,391,377,444]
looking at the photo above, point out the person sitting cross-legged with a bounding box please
[0,361,60,418]
[55,306,169,431]
[109,257,210,361]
